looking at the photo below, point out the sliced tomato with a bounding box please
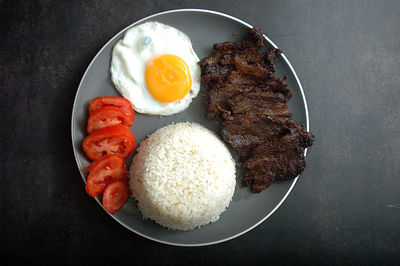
[83,155,127,197]
[87,106,134,134]
[102,181,131,214]
[82,125,136,161]
[88,96,134,119]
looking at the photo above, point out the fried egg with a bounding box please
[110,22,201,116]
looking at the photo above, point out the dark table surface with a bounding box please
[1,0,399,265]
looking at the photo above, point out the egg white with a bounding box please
[110,21,201,116]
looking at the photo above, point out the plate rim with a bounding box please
[71,8,310,247]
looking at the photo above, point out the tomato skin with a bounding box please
[103,181,131,214]
[88,97,134,119]
[87,106,134,134]
[82,125,136,161]
[83,155,127,197]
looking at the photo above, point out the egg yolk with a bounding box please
[145,54,192,103]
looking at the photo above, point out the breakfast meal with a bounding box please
[110,22,201,116]
[200,27,314,192]
[129,122,236,230]
[78,21,314,228]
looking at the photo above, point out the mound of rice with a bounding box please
[129,122,236,231]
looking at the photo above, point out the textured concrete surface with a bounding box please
[1,0,399,265]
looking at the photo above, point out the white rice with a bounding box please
[129,122,236,231]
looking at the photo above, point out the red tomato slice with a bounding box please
[83,155,127,197]
[88,97,134,119]
[82,125,136,161]
[87,106,134,134]
[102,181,131,214]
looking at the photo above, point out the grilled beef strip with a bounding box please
[200,26,314,192]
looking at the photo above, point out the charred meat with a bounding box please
[200,27,314,192]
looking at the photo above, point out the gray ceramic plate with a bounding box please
[71,9,310,246]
